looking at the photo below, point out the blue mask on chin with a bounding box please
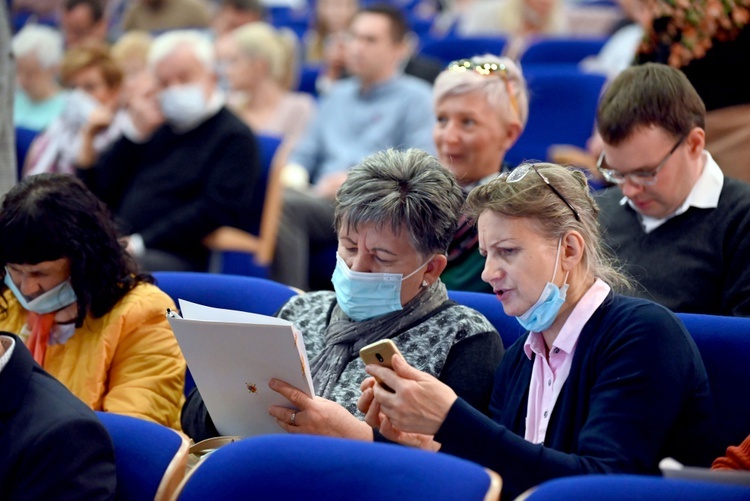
[515,239,568,332]
[331,253,429,322]
[4,269,77,315]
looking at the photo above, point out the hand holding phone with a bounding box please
[359,339,402,393]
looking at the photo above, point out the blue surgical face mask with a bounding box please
[515,239,569,332]
[4,269,78,315]
[159,84,208,130]
[331,253,430,322]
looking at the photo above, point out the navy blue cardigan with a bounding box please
[435,294,720,499]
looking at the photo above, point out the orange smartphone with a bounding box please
[359,339,402,392]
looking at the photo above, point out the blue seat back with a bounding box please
[506,65,606,166]
[520,36,609,65]
[96,411,188,501]
[526,474,750,500]
[418,36,508,66]
[677,313,750,450]
[176,434,498,500]
[152,271,297,318]
[448,289,526,348]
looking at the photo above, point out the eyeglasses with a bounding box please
[447,59,521,121]
[505,164,581,221]
[597,135,686,186]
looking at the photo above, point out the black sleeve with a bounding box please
[181,386,220,442]
[76,136,143,210]
[11,416,116,500]
[139,130,260,249]
[438,331,505,416]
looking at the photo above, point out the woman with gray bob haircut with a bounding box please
[181,148,505,442]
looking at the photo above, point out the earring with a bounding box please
[422,280,429,287]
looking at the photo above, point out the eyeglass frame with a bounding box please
[446,59,521,121]
[504,164,581,221]
[596,134,686,186]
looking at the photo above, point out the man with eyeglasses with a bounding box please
[594,63,750,317]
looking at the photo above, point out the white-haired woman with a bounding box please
[360,163,720,499]
[12,24,67,131]
[223,22,316,154]
[434,54,528,292]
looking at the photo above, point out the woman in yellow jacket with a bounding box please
[0,173,185,429]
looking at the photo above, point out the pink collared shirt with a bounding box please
[523,278,611,444]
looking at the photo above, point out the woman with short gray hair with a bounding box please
[433,54,529,292]
[181,148,505,442]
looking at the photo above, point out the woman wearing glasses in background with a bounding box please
[434,54,528,293]
[359,162,721,499]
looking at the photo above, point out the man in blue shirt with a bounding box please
[272,4,436,290]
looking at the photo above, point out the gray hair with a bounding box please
[433,54,529,128]
[232,22,297,84]
[12,25,64,68]
[334,149,464,258]
[148,30,215,71]
[465,162,632,292]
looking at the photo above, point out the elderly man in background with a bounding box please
[78,30,260,272]
[271,3,435,291]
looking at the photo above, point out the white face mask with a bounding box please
[159,84,208,130]
[61,89,98,130]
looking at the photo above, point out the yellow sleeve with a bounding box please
[101,284,186,430]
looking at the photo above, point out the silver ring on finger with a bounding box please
[290,411,297,426]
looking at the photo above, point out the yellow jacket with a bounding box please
[0,283,185,429]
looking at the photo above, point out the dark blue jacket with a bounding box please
[0,333,116,500]
[435,294,720,499]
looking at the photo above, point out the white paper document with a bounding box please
[168,299,315,437]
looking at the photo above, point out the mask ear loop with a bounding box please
[550,237,570,288]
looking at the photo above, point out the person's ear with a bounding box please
[501,120,523,151]
[685,127,705,158]
[421,254,447,287]
[560,230,585,272]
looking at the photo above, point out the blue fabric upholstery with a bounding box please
[176,434,497,500]
[95,411,187,501]
[676,313,750,450]
[14,126,39,178]
[506,65,606,167]
[447,289,526,349]
[417,36,508,66]
[520,37,609,65]
[525,474,750,500]
[152,271,297,316]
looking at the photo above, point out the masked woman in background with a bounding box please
[23,44,128,177]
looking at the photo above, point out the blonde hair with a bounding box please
[433,54,529,128]
[60,44,123,89]
[497,0,567,35]
[111,31,153,67]
[232,22,298,87]
[465,162,632,292]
